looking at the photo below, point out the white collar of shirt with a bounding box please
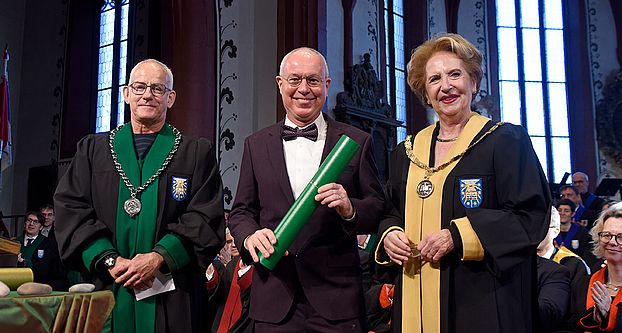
[283,113,327,199]
[283,113,327,137]
[24,236,38,246]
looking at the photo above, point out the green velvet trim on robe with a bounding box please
[112,123,175,333]
[81,237,115,272]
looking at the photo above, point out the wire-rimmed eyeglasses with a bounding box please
[284,75,324,88]
[128,82,171,96]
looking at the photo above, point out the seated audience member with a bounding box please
[17,212,68,290]
[560,185,598,229]
[537,256,570,332]
[358,234,376,291]
[206,228,253,333]
[365,283,394,333]
[577,206,622,331]
[538,206,590,331]
[573,172,606,225]
[39,204,56,242]
[556,199,592,259]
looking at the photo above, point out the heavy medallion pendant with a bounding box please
[416,179,434,198]
[124,197,141,217]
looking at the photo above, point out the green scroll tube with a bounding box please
[259,135,360,270]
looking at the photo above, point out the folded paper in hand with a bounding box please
[135,271,176,301]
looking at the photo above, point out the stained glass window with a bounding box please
[96,0,130,133]
[496,0,571,183]
[384,0,407,143]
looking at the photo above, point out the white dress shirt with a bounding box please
[24,236,38,246]
[283,114,327,199]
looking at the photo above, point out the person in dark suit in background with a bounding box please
[572,172,606,229]
[17,212,68,290]
[39,204,56,243]
[229,47,385,333]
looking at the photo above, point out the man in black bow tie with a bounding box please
[229,47,384,332]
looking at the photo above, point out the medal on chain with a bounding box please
[416,172,434,198]
[109,124,182,217]
[123,193,142,217]
[405,121,503,199]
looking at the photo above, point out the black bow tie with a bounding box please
[281,123,319,142]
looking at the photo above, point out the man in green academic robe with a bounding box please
[54,59,225,333]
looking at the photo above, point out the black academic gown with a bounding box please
[207,257,253,333]
[537,257,571,332]
[54,130,225,333]
[377,121,551,333]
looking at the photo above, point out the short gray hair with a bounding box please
[129,59,174,89]
[279,47,330,78]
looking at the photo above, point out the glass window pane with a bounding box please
[385,10,390,65]
[393,0,403,16]
[98,45,114,90]
[525,82,545,136]
[545,29,566,82]
[548,83,569,136]
[97,89,112,133]
[101,0,114,13]
[544,0,563,29]
[393,15,404,70]
[395,69,407,143]
[121,3,130,40]
[497,27,519,81]
[500,81,522,125]
[522,28,542,81]
[520,0,540,28]
[385,65,391,104]
[119,41,127,85]
[99,9,115,46]
[117,89,125,127]
[551,137,571,183]
[530,136,549,180]
[395,69,406,120]
[496,0,516,27]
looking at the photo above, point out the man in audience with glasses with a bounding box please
[17,211,68,290]
[54,59,225,333]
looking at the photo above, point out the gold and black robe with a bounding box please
[376,114,551,333]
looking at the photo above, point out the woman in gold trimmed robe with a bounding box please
[375,33,551,333]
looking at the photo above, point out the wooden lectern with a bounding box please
[0,237,20,267]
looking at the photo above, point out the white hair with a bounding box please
[129,59,174,89]
[279,47,330,78]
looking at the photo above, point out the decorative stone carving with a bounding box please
[596,70,622,172]
[334,53,402,182]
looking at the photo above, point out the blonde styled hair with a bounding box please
[406,33,482,105]
[590,205,622,258]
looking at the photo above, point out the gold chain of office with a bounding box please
[404,121,503,198]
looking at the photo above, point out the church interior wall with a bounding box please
[0,0,620,221]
